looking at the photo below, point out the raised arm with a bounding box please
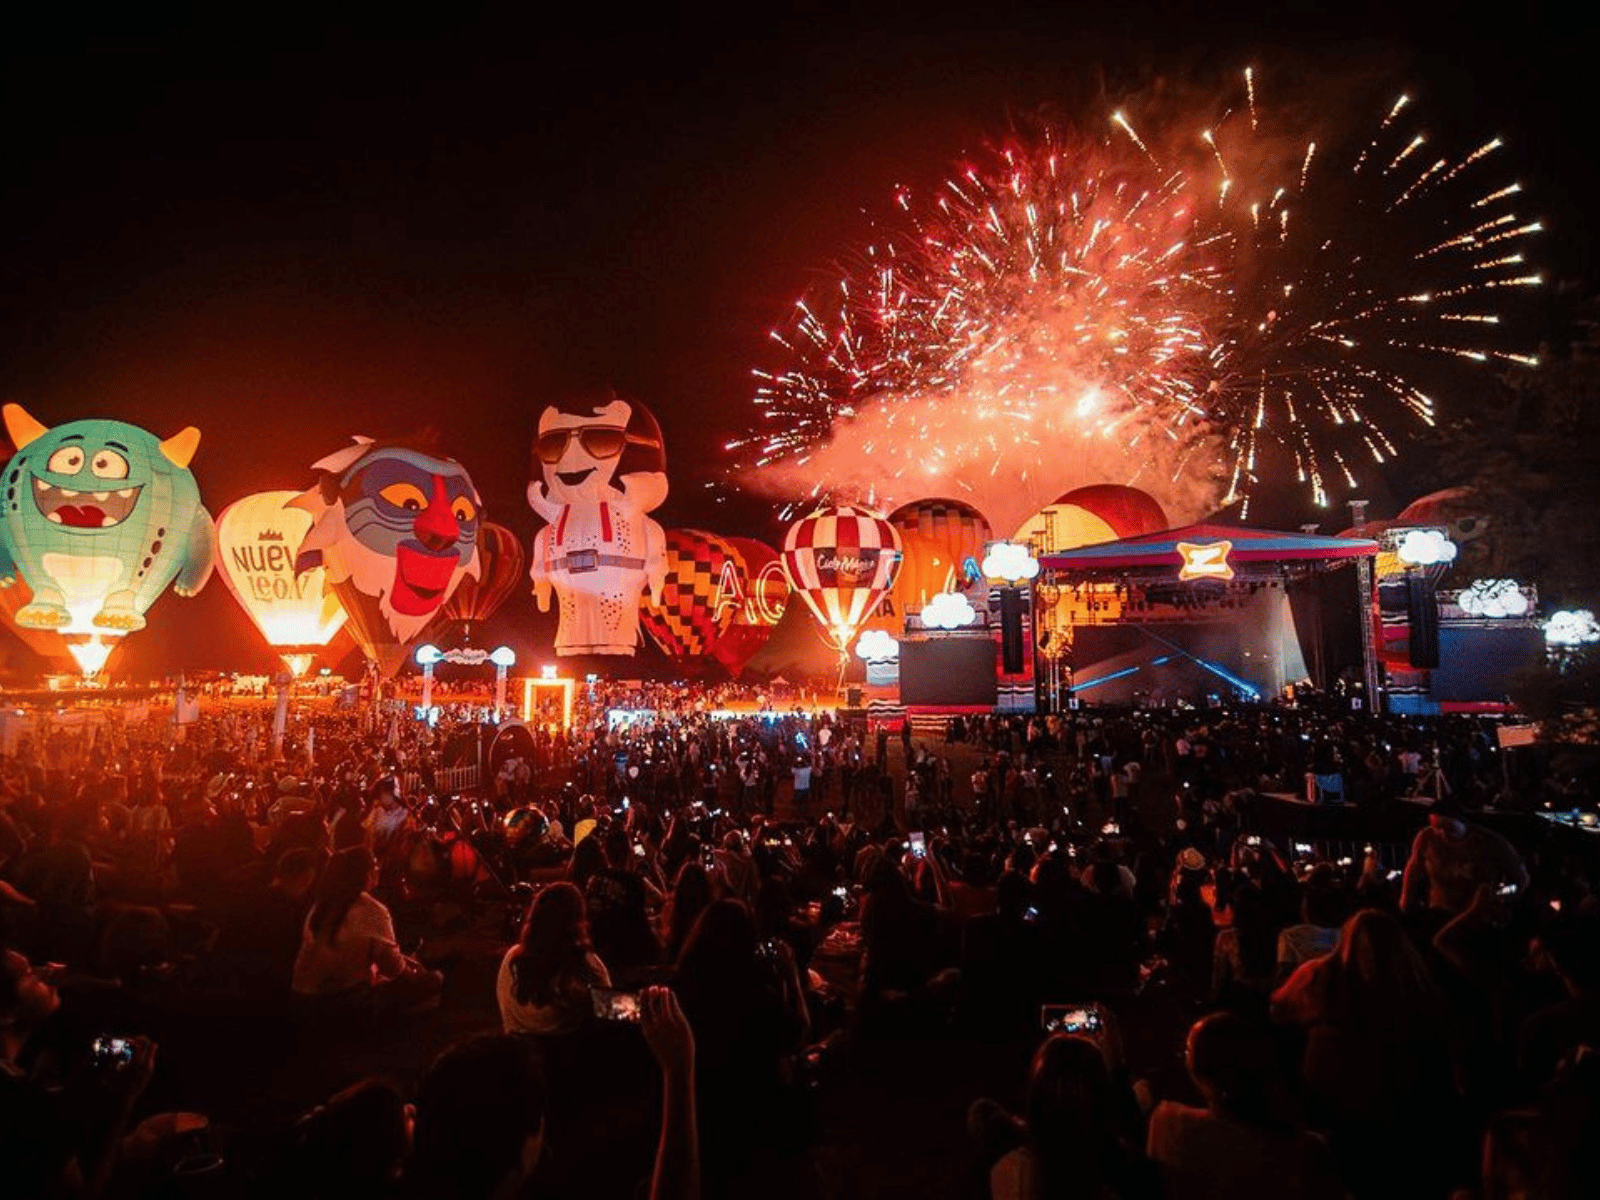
[641,987,700,1200]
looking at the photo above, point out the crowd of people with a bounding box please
[0,687,1596,1198]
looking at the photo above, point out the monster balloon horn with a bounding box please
[290,437,481,678]
[0,404,215,633]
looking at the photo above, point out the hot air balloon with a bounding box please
[527,393,668,656]
[706,537,789,677]
[0,405,215,678]
[214,491,349,677]
[290,438,483,679]
[1013,485,1169,553]
[439,521,525,643]
[889,498,992,599]
[782,504,901,657]
[640,528,743,660]
[0,579,74,667]
[1018,486,1168,637]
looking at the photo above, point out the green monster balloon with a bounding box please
[0,404,215,632]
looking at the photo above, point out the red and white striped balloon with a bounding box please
[781,504,901,652]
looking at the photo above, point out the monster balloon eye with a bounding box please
[452,496,478,524]
[47,446,85,475]
[90,450,130,480]
[379,482,428,512]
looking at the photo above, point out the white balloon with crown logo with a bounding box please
[215,490,347,675]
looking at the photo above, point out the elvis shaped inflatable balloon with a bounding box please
[0,404,214,632]
[527,394,667,656]
[290,438,481,677]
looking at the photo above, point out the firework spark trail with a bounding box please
[1187,72,1542,511]
[732,125,1228,532]
[736,73,1541,529]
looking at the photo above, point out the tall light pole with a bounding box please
[1348,500,1381,709]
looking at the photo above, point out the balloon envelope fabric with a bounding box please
[440,521,524,627]
[215,490,347,652]
[706,536,788,676]
[640,528,743,658]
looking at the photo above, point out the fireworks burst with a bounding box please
[1144,75,1544,514]
[738,126,1222,533]
[738,71,1541,528]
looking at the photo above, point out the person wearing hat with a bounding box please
[1400,795,1528,918]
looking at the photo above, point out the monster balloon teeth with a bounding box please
[32,478,143,528]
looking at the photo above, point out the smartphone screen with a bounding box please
[1041,1004,1103,1035]
[590,987,641,1022]
[908,831,926,858]
[90,1036,135,1069]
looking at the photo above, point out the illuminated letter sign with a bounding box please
[1177,541,1234,581]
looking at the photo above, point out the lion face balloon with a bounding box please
[292,439,482,646]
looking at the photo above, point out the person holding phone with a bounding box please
[1147,1012,1342,1200]
[1400,796,1529,919]
[583,829,664,986]
[660,861,715,964]
[976,1029,1155,1200]
[1,949,157,1197]
[675,899,809,1193]
[499,882,612,1037]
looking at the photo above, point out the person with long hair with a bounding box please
[660,861,713,965]
[1271,907,1457,1194]
[291,846,438,1011]
[1211,881,1281,1011]
[1147,1012,1342,1199]
[674,899,809,1193]
[498,882,611,1036]
[988,1033,1155,1200]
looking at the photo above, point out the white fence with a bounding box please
[401,764,482,796]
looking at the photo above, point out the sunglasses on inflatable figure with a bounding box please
[536,426,661,464]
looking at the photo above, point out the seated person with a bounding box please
[1,948,157,1197]
[1147,1012,1343,1200]
[286,1078,411,1199]
[214,847,322,1005]
[291,847,439,1013]
[406,988,697,1200]
[974,1028,1155,1200]
[498,882,611,1036]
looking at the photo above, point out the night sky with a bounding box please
[2,3,1594,675]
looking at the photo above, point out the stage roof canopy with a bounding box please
[1038,523,1379,573]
